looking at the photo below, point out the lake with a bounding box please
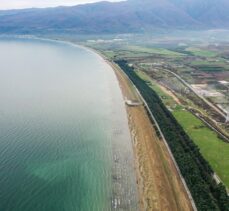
[0,38,138,211]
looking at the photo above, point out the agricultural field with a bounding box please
[185,47,218,57]
[125,45,185,57]
[173,110,229,187]
[78,31,229,208]
[84,33,229,188]
[85,33,229,129]
[136,70,229,188]
[116,60,229,210]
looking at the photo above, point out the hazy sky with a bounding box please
[0,0,122,10]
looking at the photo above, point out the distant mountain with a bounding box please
[0,0,228,34]
[170,0,229,27]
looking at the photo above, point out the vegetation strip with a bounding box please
[120,65,197,211]
[115,59,229,211]
[135,70,229,187]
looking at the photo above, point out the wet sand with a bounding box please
[110,61,194,211]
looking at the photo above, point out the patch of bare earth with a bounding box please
[158,84,181,105]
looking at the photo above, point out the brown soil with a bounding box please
[111,62,194,211]
[158,84,182,105]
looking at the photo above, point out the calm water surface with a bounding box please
[0,38,138,211]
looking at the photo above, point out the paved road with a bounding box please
[164,68,227,120]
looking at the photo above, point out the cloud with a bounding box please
[0,0,122,10]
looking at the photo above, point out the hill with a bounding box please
[0,0,228,34]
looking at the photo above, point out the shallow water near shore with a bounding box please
[0,38,138,211]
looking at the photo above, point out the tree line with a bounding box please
[115,59,229,211]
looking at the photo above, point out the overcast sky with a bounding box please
[0,0,122,10]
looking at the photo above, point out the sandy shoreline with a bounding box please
[1,36,193,210]
[16,36,194,210]
[106,60,194,211]
[57,40,195,210]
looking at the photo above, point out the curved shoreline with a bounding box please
[0,36,139,210]
[80,43,195,210]
[0,36,194,210]
[49,37,194,210]
[37,37,140,210]
[0,35,103,60]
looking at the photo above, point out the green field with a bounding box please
[173,110,229,188]
[137,70,229,188]
[136,70,183,108]
[126,45,184,57]
[191,60,229,72]
[196,65,225,72]
[186,47,218,57]
[101,50,117,59]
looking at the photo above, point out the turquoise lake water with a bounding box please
[0,38,138,211]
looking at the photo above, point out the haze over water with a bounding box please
[0,38,138,211]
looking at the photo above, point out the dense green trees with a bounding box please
[115,60,229,211]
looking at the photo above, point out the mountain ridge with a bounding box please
[0,0,228,34]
